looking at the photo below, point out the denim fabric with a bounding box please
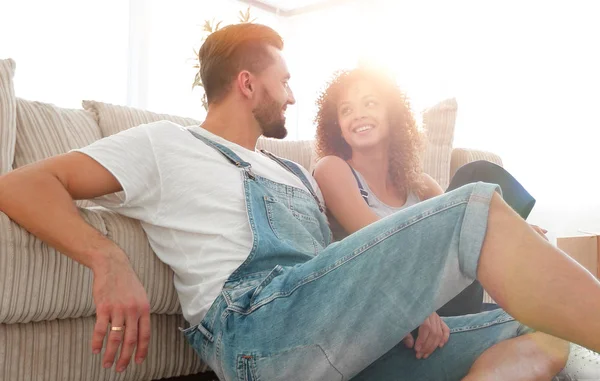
[182,133,528,381]
[354,309,532,380]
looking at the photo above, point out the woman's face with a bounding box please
[336,79,390,152]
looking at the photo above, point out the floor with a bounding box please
[156,372,218,381]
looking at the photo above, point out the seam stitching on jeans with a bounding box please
[448,316,515,334]
[316,344,344,380]
[469,194,491,202]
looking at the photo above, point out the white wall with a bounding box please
[1,0,130,107]
[2,0,598,237]
[0,0,281,118]
[284,0,600,237]
[140,0,283,120]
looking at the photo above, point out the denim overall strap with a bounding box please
[186,129,330,279]
[259,149,324,212]
[188,129,255,177]
[347,163,369,204]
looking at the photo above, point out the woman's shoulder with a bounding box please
[313,156,361,194]
[313,155,349,177]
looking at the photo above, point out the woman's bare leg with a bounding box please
[478,193,600,351]
[462,332,569,381]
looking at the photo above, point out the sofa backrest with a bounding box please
[0,58,457,189]
[13,99,101,169]
[421,98,457,189]
[82,100,201,138]
[0,59,16,175]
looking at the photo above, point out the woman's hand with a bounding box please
[529,224,549,241]
[403,312,450,359]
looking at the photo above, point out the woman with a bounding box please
[311,68,578,372]
[313,68,543,244]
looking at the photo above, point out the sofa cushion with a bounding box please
[82,100,200,137]
[0,314,205,381]
[421,98,457,190]
[13,99,102,168]
[0,209,98,324]
[0,207,180,325]
[0,58,17,175]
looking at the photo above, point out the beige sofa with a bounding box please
[0,58,502,381]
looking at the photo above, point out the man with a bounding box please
[1,23,600,380]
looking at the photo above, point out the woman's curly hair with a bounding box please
[315,68,426,198]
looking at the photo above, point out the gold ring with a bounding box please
[110,326,124,332]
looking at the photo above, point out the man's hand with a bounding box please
[91,251,151,373]
[403,312,450,359]
[530,224,549,241]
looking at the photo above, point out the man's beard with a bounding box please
[252,90,288,139]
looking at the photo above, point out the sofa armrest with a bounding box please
[450,148,503,180]
[0,207,180,324]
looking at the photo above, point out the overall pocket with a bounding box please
[264,195,326,255]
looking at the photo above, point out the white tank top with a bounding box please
[328,166,421,241]
[352,168,421,218]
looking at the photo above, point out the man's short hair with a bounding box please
[198,23,284,104]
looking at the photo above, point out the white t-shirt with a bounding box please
[74,121,323,325]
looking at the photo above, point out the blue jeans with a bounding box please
[353,309,531,380]
[182,132,530,381]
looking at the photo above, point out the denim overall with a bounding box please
[182,132,530,381]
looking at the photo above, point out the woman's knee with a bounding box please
[521,333,570,378]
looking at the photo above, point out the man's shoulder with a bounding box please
[138,121,211,153]
[85,121,221,166]
[143,120,195,138]
[97,120,193,146]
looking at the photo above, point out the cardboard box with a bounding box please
[557,234,600,277]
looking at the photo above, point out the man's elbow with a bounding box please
[0,164,61,204]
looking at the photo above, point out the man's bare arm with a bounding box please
[0,152,150,372]
[0,152,122,267]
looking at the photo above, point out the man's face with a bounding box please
[252,46,296,139]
